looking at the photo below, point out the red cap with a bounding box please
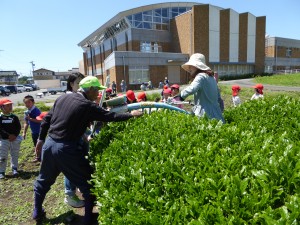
[36,112,48,121]
[252,84,264,90]
[171,84,180,89]
[126,90,136,101]
[137,92,146,102]
[0,98,13,106]
[253,83,264,94]
[232,85,241,96]
[163,88,172,95]
[106,88,112,93]
[163,85,168,89]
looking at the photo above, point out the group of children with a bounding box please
[232,83,264,107]
[0,95,47,179]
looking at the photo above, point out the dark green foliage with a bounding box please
[90,96,300,224]
[219,73,273,81]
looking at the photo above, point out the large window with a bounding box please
[127,7,191,31]
[129,66,149,84]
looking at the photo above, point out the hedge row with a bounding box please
[90,96,300,224]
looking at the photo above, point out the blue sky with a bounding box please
[0,0,299,76]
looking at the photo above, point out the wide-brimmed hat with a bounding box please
[182,53,211,72]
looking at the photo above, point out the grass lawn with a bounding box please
[254,73,300,86]
[0,81,299,224]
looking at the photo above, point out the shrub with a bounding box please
[90,96,300,224]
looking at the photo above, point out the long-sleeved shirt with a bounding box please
[0,113,21,139]
[180,72,224,123]
[39,92,133,141]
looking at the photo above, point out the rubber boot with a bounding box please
[83,194,96,225]
[33,192,46,221]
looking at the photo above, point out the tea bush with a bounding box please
[90,96,300,224]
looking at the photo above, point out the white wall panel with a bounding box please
[247,14,256,63]
[229,9,239,62]
[209,5,220,62]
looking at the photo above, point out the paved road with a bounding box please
[219,78,300,92]
[5,89,64,108]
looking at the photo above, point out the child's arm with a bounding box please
[27,117,42,123]
[23,123,29,139]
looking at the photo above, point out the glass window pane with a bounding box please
[134,13,142,21]
[172,7,179,13]
[154,8,161,16]
[143,22,152,29]
[153,17,161,23]
[162,18,169,24]
[143,15,152,22]
[172,12,178,18]
[134,21,142,28]
[137,22,143,28]
[143,10,152,16]
[127,15,132,20]
[179,7,186,14]
[162,8,168,17]
[129,66,149,84]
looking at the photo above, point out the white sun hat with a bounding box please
[182,53,211,72]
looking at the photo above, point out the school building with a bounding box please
[78,2,266,90]
[265,36,300,73]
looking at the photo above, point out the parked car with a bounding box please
[25,83,39,91]
[16,85,26,93]
[24,84,36,91]
[2,85,18,94]
[22,85,33,92]
[0,86,11,96]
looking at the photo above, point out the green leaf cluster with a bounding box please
[90,95,300,224]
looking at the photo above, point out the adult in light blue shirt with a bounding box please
[180,53,225,123]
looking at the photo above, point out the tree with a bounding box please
[18,76,29,84]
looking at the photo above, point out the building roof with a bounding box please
[0,71,19,76]
[78,2,200,47]
[34,68,55,73]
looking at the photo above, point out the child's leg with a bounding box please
[10,136,22,171]
[0,140,10,174]
[32,133,39,147]
[64,176,76,196]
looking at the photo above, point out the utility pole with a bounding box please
[29,61,35,76]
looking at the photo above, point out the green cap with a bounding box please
[79,76,106,90]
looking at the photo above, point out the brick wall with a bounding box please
[170,12,192,54]
[255,16,266,73]
[149,66,168,88]
[220,9,230,62]
[193,5,209,58]
[239,13,248,62]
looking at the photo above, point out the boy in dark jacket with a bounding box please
[0,98,22,179]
